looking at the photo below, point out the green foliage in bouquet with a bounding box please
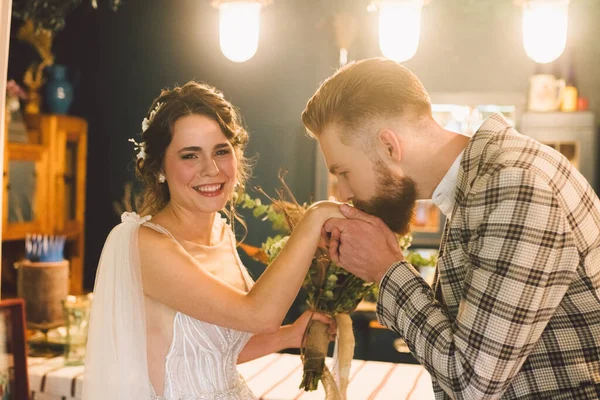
[239,190,380,314]
[238,194,289,233]
[304,262,374,315]
[239,190,417,314]
[255,231,379,316]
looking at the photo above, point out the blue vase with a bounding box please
[45,64,74,114]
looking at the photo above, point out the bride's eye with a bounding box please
[181,153,198,160]
[215,149,231,156]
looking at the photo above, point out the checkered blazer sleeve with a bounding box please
[377,167,580,399]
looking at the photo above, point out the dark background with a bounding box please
[7,0,600,320]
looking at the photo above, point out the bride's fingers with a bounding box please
[327,319,337,334]
[328,321,337,341]
[309,311,333,325]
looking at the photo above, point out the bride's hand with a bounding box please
[288,310,336,348]
[303,201,346,250]
[305,200,346,222]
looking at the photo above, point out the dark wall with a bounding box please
[7,0,600,293]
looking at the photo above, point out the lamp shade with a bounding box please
[522,0,569,64]
[378,0,424,63]
[218,1,262,63]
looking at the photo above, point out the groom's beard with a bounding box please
[353,161,417,236]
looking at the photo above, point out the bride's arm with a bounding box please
[139,202,343,334]
[237,311,336,364]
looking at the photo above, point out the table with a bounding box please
[27,353,434,399]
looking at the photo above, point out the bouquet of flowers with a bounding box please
[238,171,413,399]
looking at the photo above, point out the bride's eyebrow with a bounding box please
[177,143,230,153]
[178,146,202,153]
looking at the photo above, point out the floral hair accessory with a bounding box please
[130,101,164,160]
[141,101,164,132]
[129,138,146,160]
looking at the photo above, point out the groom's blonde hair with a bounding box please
[302,58,432,143]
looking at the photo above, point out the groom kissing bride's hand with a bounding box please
[321,204,405,284]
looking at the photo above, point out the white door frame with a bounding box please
[0,0,13,296]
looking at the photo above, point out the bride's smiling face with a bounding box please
[162,114,238,213]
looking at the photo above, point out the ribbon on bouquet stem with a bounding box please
[332,313,354,400]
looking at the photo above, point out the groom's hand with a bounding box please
[323,204,404,283]
[318,226,332,250]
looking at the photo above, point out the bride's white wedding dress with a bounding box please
[83,212,257,400]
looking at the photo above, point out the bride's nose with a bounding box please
[199,158,220,177]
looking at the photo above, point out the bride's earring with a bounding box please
[158,173,166,183]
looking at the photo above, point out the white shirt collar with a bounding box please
[431,150,464,218]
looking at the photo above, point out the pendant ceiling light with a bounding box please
[521,0,570,64]
[211,0,271,63]
[369,0,426,63]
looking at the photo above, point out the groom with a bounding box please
[303,58,600,399]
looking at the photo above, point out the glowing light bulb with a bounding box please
[218,1,262,63]
[522,0,569,64]
[378,0,424,63]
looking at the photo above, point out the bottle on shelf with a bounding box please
[561,48,578,112]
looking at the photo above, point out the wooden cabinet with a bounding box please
[2,114,87,294]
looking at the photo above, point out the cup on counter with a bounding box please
[528,74,565,112]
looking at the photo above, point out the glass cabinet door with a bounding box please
[8,159,37,223]
[45,118,87,234]
[59,129,86,232]
[3,143,49,240]
[64,140,78,222]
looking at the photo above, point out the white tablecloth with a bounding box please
[27,353,435,399]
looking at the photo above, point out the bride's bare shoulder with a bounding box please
[138,225,174,252]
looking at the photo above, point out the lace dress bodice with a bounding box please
[144,217,257,400]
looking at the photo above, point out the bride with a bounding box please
[83,81,342,399]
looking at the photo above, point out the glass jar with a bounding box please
[62,293,92,366]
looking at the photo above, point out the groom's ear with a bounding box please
[377,129,402,163]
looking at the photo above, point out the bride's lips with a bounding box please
[193,183,225,197]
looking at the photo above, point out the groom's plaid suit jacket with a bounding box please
[377,114,600,399]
